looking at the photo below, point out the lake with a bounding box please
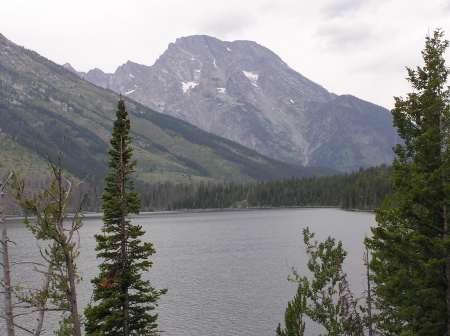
[4,208,376,335]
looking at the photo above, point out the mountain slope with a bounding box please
[0,33,332,183]
[76,35,398,171]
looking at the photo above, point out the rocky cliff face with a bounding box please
[77,35,398,171]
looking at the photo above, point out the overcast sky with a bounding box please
[2,0,449,109]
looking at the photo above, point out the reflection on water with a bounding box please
[3,208,376,335]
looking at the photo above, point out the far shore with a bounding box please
[6,205,376,219]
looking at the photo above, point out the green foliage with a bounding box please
[276,279,307,336]
[278,228,363,336]
[365,29,450,335]
[84,97,166,336]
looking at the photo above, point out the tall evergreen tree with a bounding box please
[85,97,166,335]
[365,29,450,335]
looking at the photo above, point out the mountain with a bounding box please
[75,35,398,171]
[0,33,333,184]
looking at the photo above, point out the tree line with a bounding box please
[3,162,393,216]
[86,164,393,213]
[158,164,392,211]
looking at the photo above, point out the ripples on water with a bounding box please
[3,208,376,335]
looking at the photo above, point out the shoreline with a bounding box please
[5,205,375,219]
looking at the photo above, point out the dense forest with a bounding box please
[98,164,392,212]
[4,164,392,215]
[140,164,392,211]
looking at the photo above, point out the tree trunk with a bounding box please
[122,210,130,336]
[440,95,450,336]
[119,136,130,336]
[1,174,15,336]
[123,288,130,336]
[365,250,373,336]
[34,263,52,336]
[443,203,450,336]
[65,250,82,336]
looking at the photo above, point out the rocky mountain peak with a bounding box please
[76,35,397,171]
[62,63,77,73]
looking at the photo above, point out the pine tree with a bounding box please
[365,29,450,335]
[85,97,166,335]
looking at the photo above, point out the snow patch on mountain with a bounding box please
[182,81,198,93]
[243,71,259,87]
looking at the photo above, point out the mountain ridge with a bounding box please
[72,35,398,171]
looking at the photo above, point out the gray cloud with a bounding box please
[315,22,375,51]
[321,0,366,19]
[442,1,450,13]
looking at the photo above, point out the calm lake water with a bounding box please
[4,208,376,335]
